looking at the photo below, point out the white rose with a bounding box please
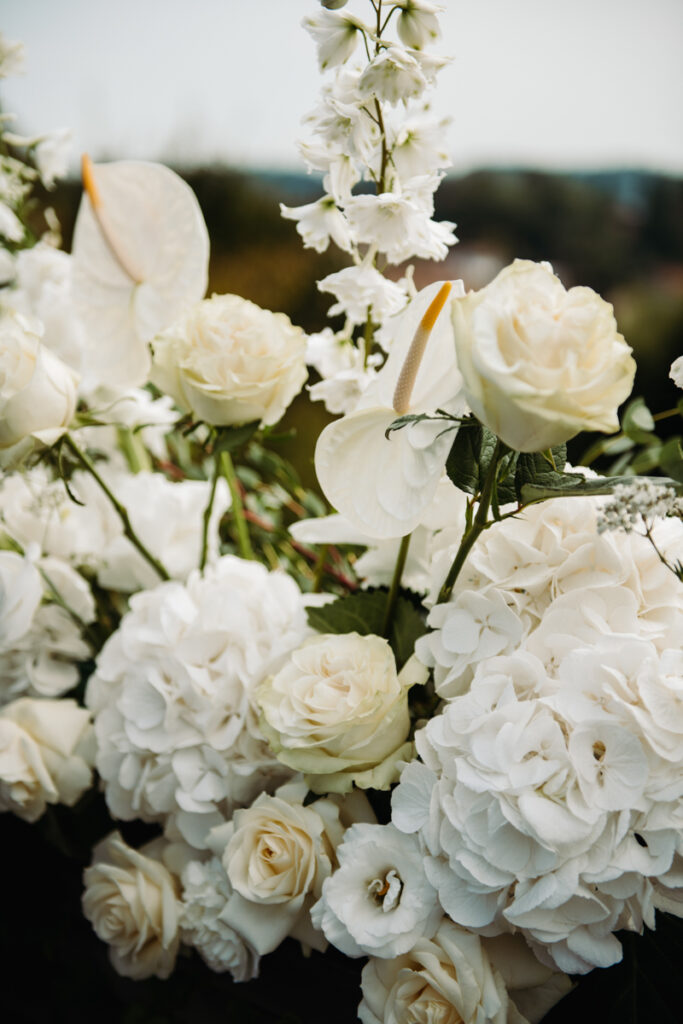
[207,781,344,956]
[257,634,426,793]
[0,310,79,466]
[359,922,570,1024]
[670,356,683,390]
[0,698,94,822]
[452,260,636,452]
[82,832,180,980]
[151,294,307,427]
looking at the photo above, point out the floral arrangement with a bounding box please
[1,3,682,1022]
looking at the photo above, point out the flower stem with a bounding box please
[220,450,254,560]
[63,435,170,582]
[199,451,222,572]
[312,543,330,593]
[437,443,501,604]
[382,532,411,637]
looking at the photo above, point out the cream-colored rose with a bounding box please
[0,698,94,822]
[359,921,571,1024]
[225,792,337,906]
[151,293,307,427]
[257,634,426,793]
[452,259,636,452]
[207,780,346,956]
[0,310,79,466]
[82,832,181,980]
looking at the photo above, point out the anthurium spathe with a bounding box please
[71,157,209,391]
[314,280,466,539]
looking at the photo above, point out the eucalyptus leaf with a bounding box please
[658,436,683,483]
[622,397,657,445]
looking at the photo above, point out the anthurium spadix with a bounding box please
[71,156,209,391]
[314,280,466,539]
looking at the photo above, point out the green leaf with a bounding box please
[445,417,499,495]
[519,471,683,504]
[658,436,683,483]
[622,397,657,444]
[307,589,427,670]
[213,421,260,454]
[509,445,568,503]
[385,411,460,440]
[389,594,429,669]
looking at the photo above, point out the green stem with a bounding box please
[220,450,254,560]
[437,443,501,604]
[312,543,330,594]
[199,452,222,572]
[382,533,411,636]
[63,435,170,582]
[116,426,151,473]
[363,309,375,367]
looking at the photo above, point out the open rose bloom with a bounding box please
[1,4,682,1023]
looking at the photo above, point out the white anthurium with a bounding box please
[71,156,209,391]
[314,279,466,539]
[290,476,466,592]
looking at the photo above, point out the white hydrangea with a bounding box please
[397,494,683,973]
[0,464,228,592]
[86,556,309,849]
[393,640,683,974]
[180,857,259,980]
[0,549,92,705]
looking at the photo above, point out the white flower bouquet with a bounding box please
[1,3,682,1022]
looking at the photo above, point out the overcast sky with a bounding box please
[2,0,682,173]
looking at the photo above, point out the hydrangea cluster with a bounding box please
[86,556,310,848]
[0,548,93,705]
[395,495,683,973]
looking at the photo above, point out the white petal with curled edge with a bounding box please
[315,406,453,539]
[72,160,209,390]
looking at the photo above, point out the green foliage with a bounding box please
[306,589,427,670]
[213,421,261,454]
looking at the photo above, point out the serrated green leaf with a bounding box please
[306,590,427,670]
[622,397,657,444]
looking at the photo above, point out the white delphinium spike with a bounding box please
[280,195,354,253]
[358,46,428,105]
[303,9,369,70]
[395,1,445,50]
[0,34,24,78]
